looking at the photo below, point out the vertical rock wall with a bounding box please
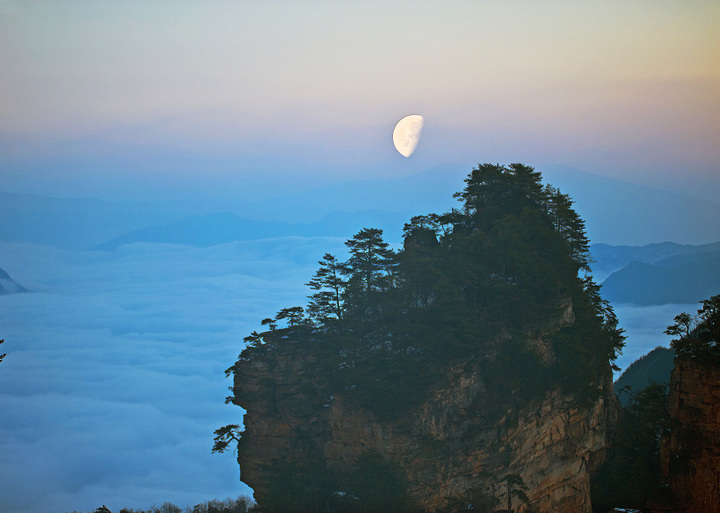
[661,359,720,512]
[234,347,618,512]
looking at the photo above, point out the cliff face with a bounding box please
[660,358,720,512]
[229,165,626,512]
[234,322,619,512]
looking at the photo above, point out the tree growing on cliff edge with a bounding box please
[342,228,396,322]
[0,339,6,365]
[666,294,720,363]
[212,424,243,454]
[275,306,307,328]
[306,253,347,326]
[589,299,718,511]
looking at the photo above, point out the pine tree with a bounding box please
[344,228,395,294]
[544,185,591,272]
[306,253,347,326]
[276,306,306,328]
[666,294,720,362]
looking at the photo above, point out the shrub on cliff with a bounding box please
[666,294,720,363]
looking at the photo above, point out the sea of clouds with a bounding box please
[0,237,348,513]
[0,237,687,513]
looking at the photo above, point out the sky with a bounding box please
[1,2,719,512]
[1,1,719,202]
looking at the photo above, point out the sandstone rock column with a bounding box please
[661,359,720,512]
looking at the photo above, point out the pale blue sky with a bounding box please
[1,1,719,200]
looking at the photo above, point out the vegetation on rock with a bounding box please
[221,163,626,512]
[665,294,720,363]
[592,294,720,512]
[63,496,255,513]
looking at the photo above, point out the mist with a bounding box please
[0,225,700,512]
[0,237,347,513]
[1,159,718,512]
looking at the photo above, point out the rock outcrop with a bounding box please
[659,358,720,512]
[233,325,619,512]
[229,164,625,512]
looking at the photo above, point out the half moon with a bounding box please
[393,114,424,157]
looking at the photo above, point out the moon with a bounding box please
[393,114,424,157]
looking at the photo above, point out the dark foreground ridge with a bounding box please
[223,164,627,512]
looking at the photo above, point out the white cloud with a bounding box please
[0,237,696,512]
[0,239,344,513]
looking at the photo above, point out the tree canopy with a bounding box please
[228,163,624,410]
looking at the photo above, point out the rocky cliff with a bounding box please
[227,164,625,512]
[233,317,619,512]
[659,358,720,512]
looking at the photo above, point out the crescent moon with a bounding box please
[393,114,424,157]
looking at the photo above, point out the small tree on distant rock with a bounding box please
[306,253,347,325]
[499,474,529,512]
[260,317,277,331]
[344,228,395,296]
[155,502,182,513]
[212,424,243,454]
[666,294,720,363]
[276,306,306,328]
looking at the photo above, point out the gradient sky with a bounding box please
[1,1,718,201]
[1,3,719,511]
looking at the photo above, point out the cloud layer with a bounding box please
[0,236,689,512]
[0,238,346,513]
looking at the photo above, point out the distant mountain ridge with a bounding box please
[94,217,720,308]
[590,241,720,280]
[2,163,719,249]
[92,210,406,251]
[0,190,191,249]
[594,242,720,305]
[539,165,720,246]
[0,267,28,294]
[614,346,675,405]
